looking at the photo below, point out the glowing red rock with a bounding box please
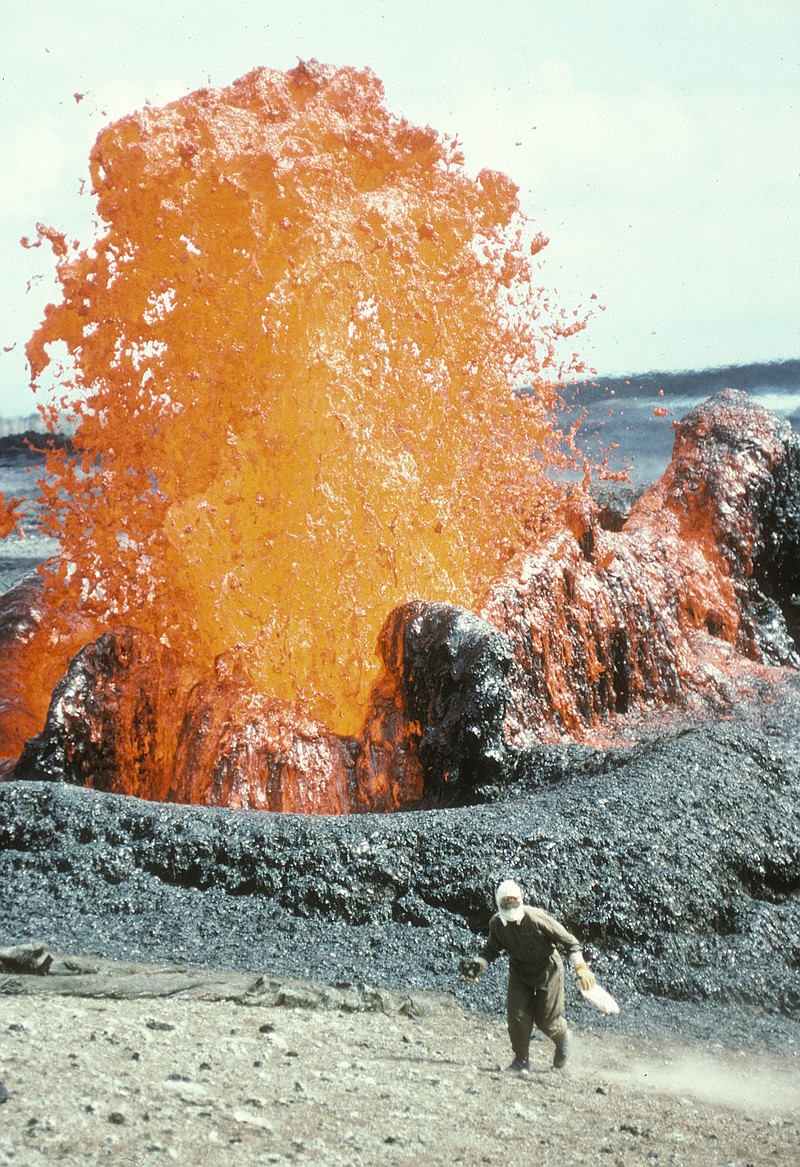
[482,390,800,747]
[0,579,50,768]
[13,613,426,813]
[169,648,422,813]
[0,578,100,768]
[14,627,189,799]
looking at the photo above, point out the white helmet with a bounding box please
[496,879,525,925]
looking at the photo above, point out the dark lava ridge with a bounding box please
[1,676,798,1050]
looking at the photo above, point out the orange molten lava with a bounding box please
[0,495,24,539]
[24,62,588,742]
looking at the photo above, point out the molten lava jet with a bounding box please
[26,62,587,719]
[4,61,595,804]
[3,64,799,812]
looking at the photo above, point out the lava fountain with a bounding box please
[26,63,590,728]
[3,62,593,804]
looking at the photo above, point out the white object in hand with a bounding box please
[579,982,620,1014]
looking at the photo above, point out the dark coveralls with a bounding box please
[479,905,583,1062]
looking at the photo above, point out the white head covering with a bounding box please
[495,879,525,926]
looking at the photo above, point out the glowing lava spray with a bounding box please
[26,62,589,736]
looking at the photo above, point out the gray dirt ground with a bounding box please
[1,974,798,1167]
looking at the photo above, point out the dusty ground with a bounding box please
[1,968,798,1167]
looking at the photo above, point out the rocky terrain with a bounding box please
[2,581,799,1167]
[2,666,799,1166]
[2,661,799,1016]
[1,953,798,1167]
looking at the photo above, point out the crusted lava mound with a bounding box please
[6,389,800,810]
[480,387,800,748]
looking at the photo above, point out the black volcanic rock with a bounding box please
[754,431,800,654]
[1,673,798,1034]
[668,389,800,666]
[14,627,186,800]
[377,601,513,803]
[0,430,73,460]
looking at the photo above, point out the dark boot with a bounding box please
[553,1029,571,1069]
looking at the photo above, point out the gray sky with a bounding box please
[1,0,798,417]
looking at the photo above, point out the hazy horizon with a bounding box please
[1,355,798,430]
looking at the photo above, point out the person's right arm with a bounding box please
[460,918,501,981]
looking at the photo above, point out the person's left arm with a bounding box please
[535,908,597,990]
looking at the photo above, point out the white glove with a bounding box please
[574,962,596,991]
